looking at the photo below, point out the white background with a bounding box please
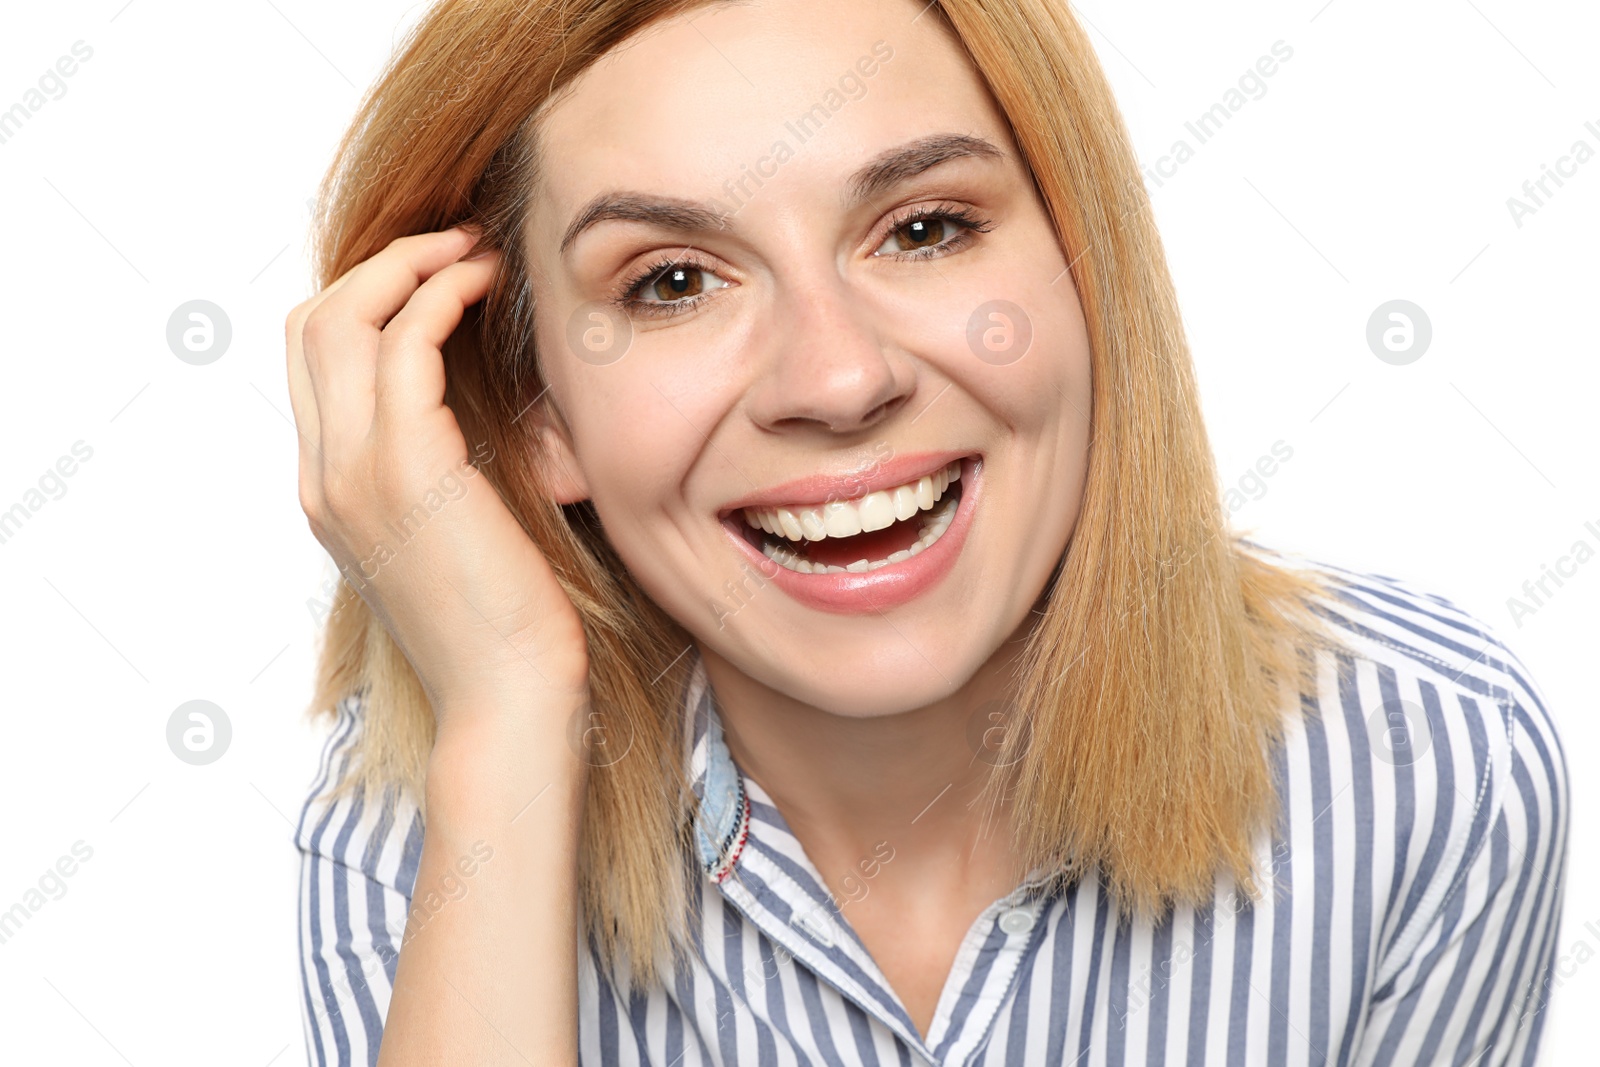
[0,0,1592,1062]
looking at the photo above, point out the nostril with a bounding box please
[864,397,907,424]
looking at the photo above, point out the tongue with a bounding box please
[801,515,925,569]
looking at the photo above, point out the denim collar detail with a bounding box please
[684,650,748,878]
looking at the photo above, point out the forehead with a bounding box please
[530,0,1008,222]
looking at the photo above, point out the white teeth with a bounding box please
[857,491,897,533]
[741,460,962,544]
[757,486,960,574]
[822,502,862,538]
[798,508,827,541]
[776,509,804,542]
[892,485,918,521]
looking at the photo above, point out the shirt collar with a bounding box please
[682,647,1071,894]
[680,646,1079,1060]
[684,649,749,879]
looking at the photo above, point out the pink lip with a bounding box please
[718,454,982,615]
[718,450,975,515]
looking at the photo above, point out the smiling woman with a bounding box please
[284,1,1568,1065]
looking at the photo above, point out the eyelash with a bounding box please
[610,204,994,320]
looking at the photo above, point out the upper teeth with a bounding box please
[741,460,961,541]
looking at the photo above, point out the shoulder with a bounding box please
[1282,550,1565,778]
[1269,551,1570,982]
[295,690,425,902]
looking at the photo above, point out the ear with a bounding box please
[529,404,591,505]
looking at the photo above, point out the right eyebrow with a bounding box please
[558,194,730,257]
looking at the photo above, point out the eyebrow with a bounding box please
[557,132,1007,256]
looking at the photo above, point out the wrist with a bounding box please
[425,694,592,811]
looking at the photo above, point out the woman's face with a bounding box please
[523,0,1092,718]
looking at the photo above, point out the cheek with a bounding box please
[944,286,1093,440]
[1015,273,1093,421]
[574,404,681,510]
[563,373,732,543]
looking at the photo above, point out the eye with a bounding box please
[615,252,731,319]
[872,205,993,260]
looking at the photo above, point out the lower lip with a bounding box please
[718,455,982,615]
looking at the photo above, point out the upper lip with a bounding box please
[717,450,974,515]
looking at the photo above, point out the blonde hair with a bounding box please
[303,0,1348,987]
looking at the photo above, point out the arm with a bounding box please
[295,695,590,1067]
[286,227,597,1063]
[377,702,589,1067]
[1353,687,1569,1065]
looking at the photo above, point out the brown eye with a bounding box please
[891,216,947,252]
[617,254,730,318]
[871,207,990,258]
[651,266,704,301]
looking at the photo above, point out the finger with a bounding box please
[313,227,482,333]
[301,228,481,460]
[285,232,439,444]
[373,252,501,431]
[284,301,325,510]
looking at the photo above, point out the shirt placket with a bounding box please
[714,823,939,1061]
[709,782,1067,1066]
[920,881,1056,1064]
[684,654,1063,1065]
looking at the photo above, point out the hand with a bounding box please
[285,227,591,736]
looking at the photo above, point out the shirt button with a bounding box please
[998,907,1035,935]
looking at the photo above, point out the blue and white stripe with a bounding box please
[296,555,1569,1065]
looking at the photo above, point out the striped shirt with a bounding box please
[295,554,1570,1065]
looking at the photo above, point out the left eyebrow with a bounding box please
[557,132,1007,256]
[844,132,1006,208]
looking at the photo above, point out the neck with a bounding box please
[698,615,1036,895]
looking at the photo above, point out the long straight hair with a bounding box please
[303,0,1348,986]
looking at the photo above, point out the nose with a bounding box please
[743,274,915,436]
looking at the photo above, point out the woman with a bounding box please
[286,0,1569,1063]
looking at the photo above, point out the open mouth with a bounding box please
[733,459,965,574]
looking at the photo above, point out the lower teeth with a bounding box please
[759,489,960,574]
